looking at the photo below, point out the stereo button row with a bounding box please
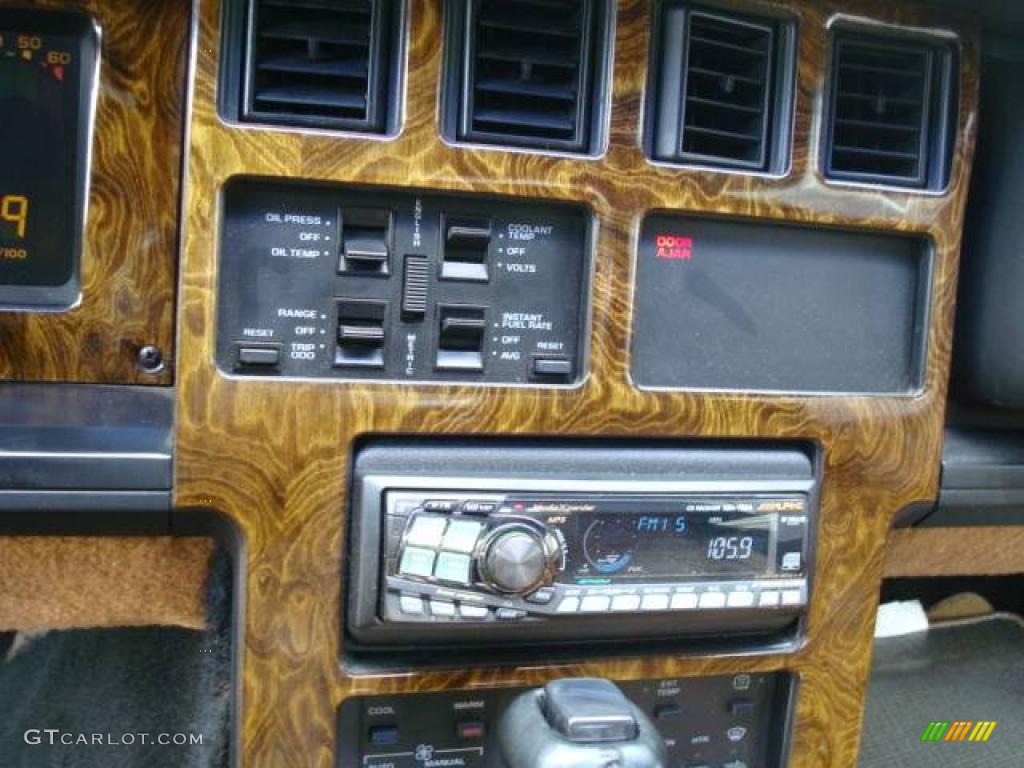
[399,595,492,620]
[556,589,804,614]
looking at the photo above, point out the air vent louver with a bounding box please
[237,0,400,132]
[650,5,794,172]
[825,32,956,189]
[448,0,610,153]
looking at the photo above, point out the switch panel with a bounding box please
[217,179,591,385]
[337,672,792,768]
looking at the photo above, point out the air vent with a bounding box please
[825,31,957,189]
[650,4,795,172]
[221,0,403,133]
[445,0,612,153]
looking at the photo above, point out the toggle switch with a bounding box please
[339,207,392,276]
[436,304,486,371]
[335,300,387,369]
[441,216,491,282]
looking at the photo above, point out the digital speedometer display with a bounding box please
[0,10,97,310]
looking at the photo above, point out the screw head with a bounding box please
[137,345,165,374]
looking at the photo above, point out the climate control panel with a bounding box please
[337,672,792,768]
[216,179,591,385]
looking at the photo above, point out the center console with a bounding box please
[172,1,978,765]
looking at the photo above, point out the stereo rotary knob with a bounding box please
[483,526,551,594]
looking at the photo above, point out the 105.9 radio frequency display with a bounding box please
[0,10,97,310]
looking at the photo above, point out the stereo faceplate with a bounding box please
[380,491,809,627]
[346,441,817,654]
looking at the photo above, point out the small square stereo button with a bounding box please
[406,515,448,548]
[442,519,484,553]
[399,547,436,579]
[433,552,472,584]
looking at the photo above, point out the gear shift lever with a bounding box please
[497,678,667,768]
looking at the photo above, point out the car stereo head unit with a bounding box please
[347,441,817,651]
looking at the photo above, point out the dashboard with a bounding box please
[0,0,1001,767]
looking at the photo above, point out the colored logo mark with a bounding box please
[921,721,997,742]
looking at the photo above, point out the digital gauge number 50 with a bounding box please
[1,195,29,239]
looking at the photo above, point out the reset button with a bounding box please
[236,345,281,368]
[532,356,573,379]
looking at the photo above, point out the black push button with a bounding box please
[456,720,486,740]
[526,587,556,605]
[461,500,497,514]
[654,703,682,721]
[532,356,574,380]
[423,499,459,513]
[495,608,527,621]
[441,216,491,282]
[339,207,391,276]
[368,725,400,746]
[727,698,756,717]
[236,345,281,368]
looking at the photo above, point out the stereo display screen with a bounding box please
[0,10,97,309]
[568,511,775,582]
